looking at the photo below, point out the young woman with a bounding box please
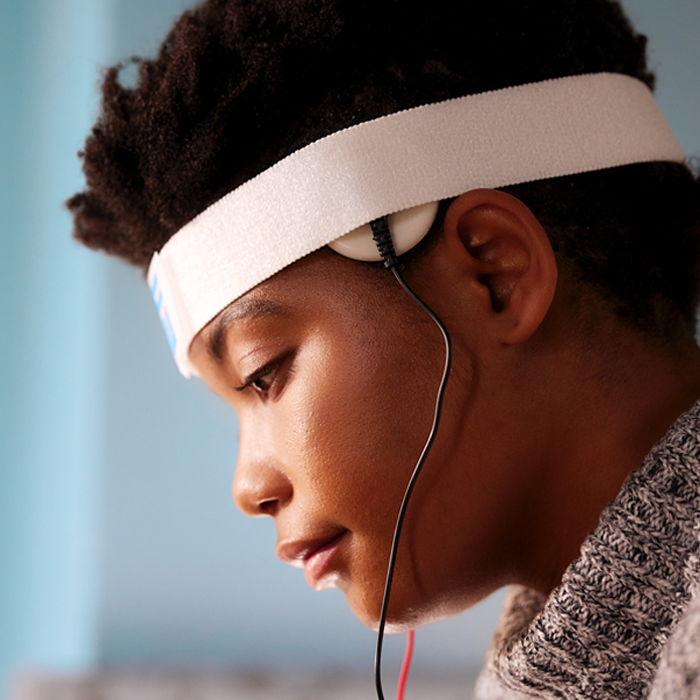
[69,1,700,697]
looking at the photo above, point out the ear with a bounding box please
[442,188,557,345]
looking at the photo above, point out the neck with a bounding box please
[481,315,700,595]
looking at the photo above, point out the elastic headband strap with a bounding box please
[148,72,684,377]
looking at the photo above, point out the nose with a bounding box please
[232,418,293,518]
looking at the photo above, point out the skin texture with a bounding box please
[190,189,700,632]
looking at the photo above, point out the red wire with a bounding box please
[396,630,415,700]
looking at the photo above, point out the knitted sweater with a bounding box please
[475,400,700,700]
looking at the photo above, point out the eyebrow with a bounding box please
[206,299,291,362]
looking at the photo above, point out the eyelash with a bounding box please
[235,358,283,396]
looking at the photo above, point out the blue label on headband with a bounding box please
[150,274,177,355]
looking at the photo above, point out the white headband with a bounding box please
[147,72,684,377]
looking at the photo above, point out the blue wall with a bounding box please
[0,0,114,695]
[0,0,698,697]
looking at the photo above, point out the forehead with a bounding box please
[206,298,292,361]
[190,248,398,364]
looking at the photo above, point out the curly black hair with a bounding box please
[67,0,700,339]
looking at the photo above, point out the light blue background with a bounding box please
[1,1,698,697]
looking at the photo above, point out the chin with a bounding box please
[345,582,452,633]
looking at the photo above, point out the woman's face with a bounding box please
[189,247,526,630]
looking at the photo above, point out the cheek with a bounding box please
[281,330,434,520]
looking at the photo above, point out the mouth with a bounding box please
[277,529,349,591]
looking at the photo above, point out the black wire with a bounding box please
[370,218,453,700]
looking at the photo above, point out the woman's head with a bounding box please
[186,189,564,628]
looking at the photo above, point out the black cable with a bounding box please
[370,217,453,700]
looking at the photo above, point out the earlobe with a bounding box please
[442,188,557,345]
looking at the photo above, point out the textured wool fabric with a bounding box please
[146,73,683,377]
[648,587,700,699]
[475,400,700,700]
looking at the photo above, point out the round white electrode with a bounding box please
[328,202,440,261]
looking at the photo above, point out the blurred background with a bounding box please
[0,1,698,698]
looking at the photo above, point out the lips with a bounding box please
[277,529,349,590]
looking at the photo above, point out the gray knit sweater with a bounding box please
[475,400,700,700]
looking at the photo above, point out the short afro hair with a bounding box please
[68,0,700,339]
